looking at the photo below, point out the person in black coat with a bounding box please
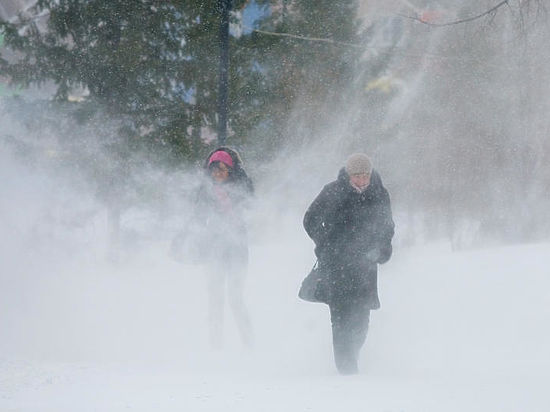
[303,153,395,374]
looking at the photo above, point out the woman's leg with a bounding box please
[207,265,225,349]
[226,256,253,347]
[329,298,370,374]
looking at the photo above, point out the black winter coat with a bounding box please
[303,168,394,308]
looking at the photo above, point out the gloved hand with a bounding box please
[365,248,381,263]
[377,244,392,264]
[365,244,393,264]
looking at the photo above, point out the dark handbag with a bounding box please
[298,261,329,303]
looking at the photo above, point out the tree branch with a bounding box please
[398,1,510,27]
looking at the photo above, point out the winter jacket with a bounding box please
[303,168,394,308]
[194,147,254,262]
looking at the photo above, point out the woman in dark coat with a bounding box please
[303,153,394,374]
[195,147,254,348]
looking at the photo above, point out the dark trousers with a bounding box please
[329,298,371,374]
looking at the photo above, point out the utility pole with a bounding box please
[217,0,231,146]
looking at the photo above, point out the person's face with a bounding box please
[349,172,371,191]
[210,162,230,183]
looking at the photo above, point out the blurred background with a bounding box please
[2,0,549,253]
[1,0,549,367]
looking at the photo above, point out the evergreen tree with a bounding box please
[1,0,367,163]
[0,0,249,163]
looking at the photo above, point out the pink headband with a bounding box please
[208,151,234,168]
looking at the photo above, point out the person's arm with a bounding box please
[375,187,395,264]
[303,185,337,251]
[170,183,207,261]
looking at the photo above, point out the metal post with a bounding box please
[217,0,231,146]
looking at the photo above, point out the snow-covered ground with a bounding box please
[1,227,549,411]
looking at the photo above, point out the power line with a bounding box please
[244,25,525,69]
[247,26,363,49]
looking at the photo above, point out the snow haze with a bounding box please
[1,1,550,410]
